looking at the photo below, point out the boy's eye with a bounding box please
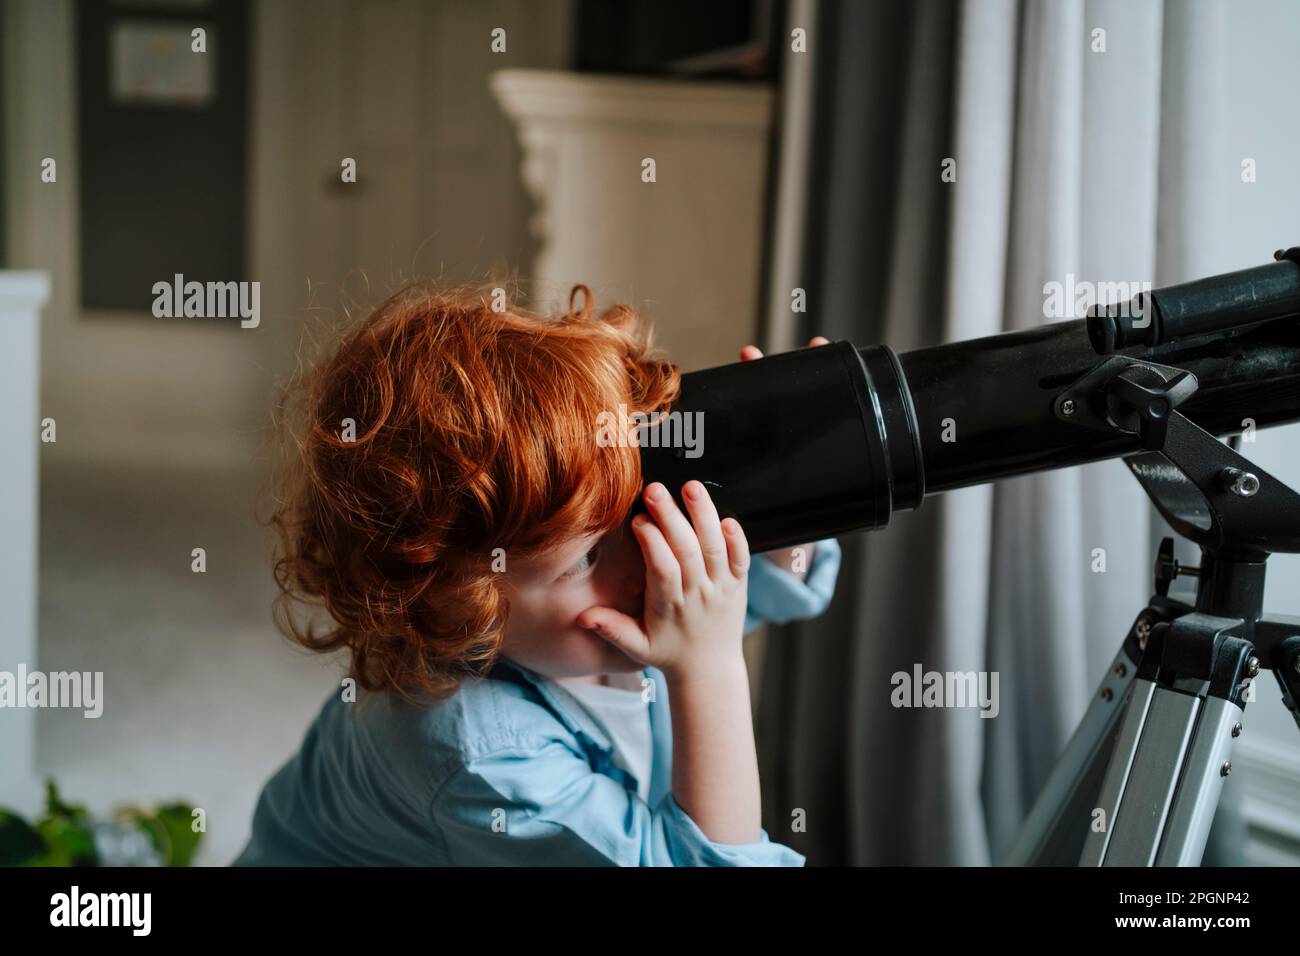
[564,544,601,578]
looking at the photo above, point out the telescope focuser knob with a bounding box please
[1154,536,1201,597]
[1106,368,1198,450]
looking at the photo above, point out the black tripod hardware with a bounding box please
[1057,273,1300,735]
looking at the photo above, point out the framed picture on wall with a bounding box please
[77,0,248,314]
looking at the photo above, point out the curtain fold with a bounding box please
[757,0,1246,866]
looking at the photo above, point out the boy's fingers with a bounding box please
[580,607,652,663]
[722,517,751,579]
[680,480,729,580]
[630,511,683,608]
[643,484,707,589]
[743,340,827,360]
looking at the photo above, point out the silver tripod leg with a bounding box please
[1083,679,1242,866]
[1006,607,1247,867]
[1002,641,1140,865]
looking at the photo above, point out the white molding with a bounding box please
[489,68,772,133]
[488,68,774,372]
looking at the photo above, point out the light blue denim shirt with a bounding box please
[234,537,841,867]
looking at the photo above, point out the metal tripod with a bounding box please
[1004,347,1300,866]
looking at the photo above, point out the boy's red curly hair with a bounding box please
[270,282,679,702]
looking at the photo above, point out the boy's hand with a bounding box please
[736,335,830,362]
[739,336,829,578]
[579,480,750,680]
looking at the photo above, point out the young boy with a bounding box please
[235,283,841,866]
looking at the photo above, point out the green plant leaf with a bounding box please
[35,814,97,866]
[0,810,48,866]
[44,779,89,822]
[154,803,203,866]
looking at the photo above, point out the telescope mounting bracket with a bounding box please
[1053,354,1300,558]
[1052,347,1300,747]
[1010,249,1300,865]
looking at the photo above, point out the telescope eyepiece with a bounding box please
[1087,292,1156,354]
[1088,250,1300,355]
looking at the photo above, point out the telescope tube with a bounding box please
[902,313,1300,495]
[638,303,1300,554]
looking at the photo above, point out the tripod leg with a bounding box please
[1083,682,1243,866]
[1084,614,1252,866]
[1003,641,1139,865]
[1155,694,1242,866]
[1078,678,1160,865]
[1086,681,1200,865]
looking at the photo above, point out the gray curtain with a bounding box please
[757,0,1246,866]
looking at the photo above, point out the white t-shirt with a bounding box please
[554,671,653,803]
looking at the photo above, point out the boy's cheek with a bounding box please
[558,610,644,673]
[508,625,636,678]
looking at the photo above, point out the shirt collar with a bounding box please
[487,657,617,753]
[488,656,671,805]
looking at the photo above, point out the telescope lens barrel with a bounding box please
[635,340,922,553]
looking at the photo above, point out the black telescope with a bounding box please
[637,248,1300,555]
[637,246,1300,865]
